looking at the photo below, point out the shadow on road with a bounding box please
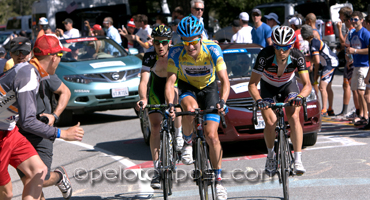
[222,139,267,158]
[95,138,152,161]
[47,197,103,200]
[57,112,138,127]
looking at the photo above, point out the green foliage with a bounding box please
[0,0,34,25]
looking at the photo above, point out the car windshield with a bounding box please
[60,37,128,62]
[222,48,261,78]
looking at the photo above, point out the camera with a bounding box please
[36,114,49,124]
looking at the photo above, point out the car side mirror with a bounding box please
[128,48,139,55]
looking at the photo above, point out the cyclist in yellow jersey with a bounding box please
[165,15,230,200]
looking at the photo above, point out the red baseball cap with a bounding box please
[33,34,71,56]
[92,24,102,30]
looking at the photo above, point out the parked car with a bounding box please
[217,43,321,146]
[254,0,352,50]
[55,36,141,125]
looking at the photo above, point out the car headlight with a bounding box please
[63,74,95,84]
[306,88,317,102]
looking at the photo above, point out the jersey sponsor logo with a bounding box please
[297,57,305,66]
[209,46,220,56]
[6,115,17,122]
[259,57,266,66]
[0,95,15,108]
[183,65,213,76]
[170,47,181,58]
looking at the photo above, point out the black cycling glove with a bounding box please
[256,99,270,109]
[290,95,303,106]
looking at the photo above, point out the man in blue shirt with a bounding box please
[103,17,122,54]
[346,11,370,127]
[251,8,272,47]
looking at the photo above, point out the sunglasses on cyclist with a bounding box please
[194,7,204,11]
[153,39,170,46]
[273,44,292,52]
[48,52,64,57]
[182,38,201,46]
[12,50,30,56]
[350,18,360,22]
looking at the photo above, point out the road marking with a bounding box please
[57,139,154,194]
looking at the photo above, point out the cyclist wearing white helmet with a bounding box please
[249,26,312,176]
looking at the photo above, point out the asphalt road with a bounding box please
[9,71,370,200]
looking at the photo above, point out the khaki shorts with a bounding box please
[351,67,369,90]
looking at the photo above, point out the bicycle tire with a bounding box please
[140,108,151,146]
[203,142,216,200]
[279,129,289,200]
[195,138,205,200]
[162,131,170,199]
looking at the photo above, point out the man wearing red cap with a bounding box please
[0,35,84,200]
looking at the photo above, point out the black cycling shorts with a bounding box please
[260,76,300,103]
[178,80,219,110]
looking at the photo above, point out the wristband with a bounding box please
[52,113,59,122]
[57,129,61,138]
[297,95,304,98]
[314,81,319,85]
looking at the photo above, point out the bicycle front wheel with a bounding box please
[161,131,172,199]
[279,129,289,200]
[197,138,215,200]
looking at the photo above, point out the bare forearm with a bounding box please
[220,81,230,102]
[139,82,147,100]
[54,93,70,116]
[248,84,262,101]
[165,82,175,104]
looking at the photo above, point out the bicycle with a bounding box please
[139,103,180,199]
[252,97,308,200]
[175,108,227,200]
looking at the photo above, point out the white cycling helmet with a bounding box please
[271,26,296,46]
[39,17,49,25]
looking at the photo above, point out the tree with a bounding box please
[0,0,34,25]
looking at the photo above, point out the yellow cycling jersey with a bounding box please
[167,40,227,90]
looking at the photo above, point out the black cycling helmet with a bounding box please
[151,24,172,38]
[272,26,296,46]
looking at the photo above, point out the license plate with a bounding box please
[111,87,129,98]
[254,113,265,130]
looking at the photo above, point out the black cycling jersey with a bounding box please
[252,46,308,87]
[142,48,166,113]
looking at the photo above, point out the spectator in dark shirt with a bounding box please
[0,46,7,72]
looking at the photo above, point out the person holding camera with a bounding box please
[0,35,84,200]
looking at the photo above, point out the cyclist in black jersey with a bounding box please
[134,25,184,189]
[248,26,312,176]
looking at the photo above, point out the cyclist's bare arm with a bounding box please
[136,70,150,110]
[297,71,312,98]
[248,72,263,102]
[165,72,177,118]
[312,54,320,82]
[217,69,230,103]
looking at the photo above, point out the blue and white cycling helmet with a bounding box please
[39,17,48,25]
[177,15,204,37]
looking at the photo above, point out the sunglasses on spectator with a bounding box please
[153,39,170,46]
[48,52,64,57]
[12,50,30,56]
[182,38,201,46]
[273,44,292,52]
[350,18,360,22]
[252,13,261,17]
[194,7,204,11]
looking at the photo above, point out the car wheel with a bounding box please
[56,110,73,127]
[303,132,318,146]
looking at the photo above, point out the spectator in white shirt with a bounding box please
[133,14,153,53]
[231,12,253,43]
[56,18,80,39]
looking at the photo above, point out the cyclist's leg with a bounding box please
[174,87,184,150]
[0,181,13,200]
[148,112,163,161]
[319,66,335,114]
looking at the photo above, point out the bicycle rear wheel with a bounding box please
[279,129,289,200]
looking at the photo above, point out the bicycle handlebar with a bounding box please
[252,98,308,125]
[175,108,227,128]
